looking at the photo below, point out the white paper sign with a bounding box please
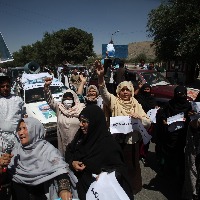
[132,119,152,145]
[86,172,130,200]
[167,112,184,125]
[110,116,152,144]
[110,116,133,134]
[97,96,103,109]
[147,108,159,123]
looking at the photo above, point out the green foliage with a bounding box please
[9,27,94,67]
[147,0,200,64]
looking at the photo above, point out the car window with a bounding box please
[25,88,45,103]
[25,86,65,103]
[142,72,171,86]
[50,86,67,94]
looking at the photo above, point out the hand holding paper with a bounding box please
[110,116,152,144]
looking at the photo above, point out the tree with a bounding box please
[59,27,94,64]
[147,0,200,64]
[11,27,94,67]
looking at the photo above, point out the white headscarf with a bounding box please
[9,117,68,186]
[58,89,85,117]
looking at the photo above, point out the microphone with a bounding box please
[1,137,15,173]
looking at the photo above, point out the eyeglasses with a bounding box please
[79,116,89,123]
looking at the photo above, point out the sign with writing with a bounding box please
[86,172,130,200]
[110,116,133,134]
[147,108,159,123]
[167,112,184,125]
[110,116,151,144]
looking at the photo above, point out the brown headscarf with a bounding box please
[112,81,140,116]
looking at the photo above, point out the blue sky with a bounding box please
[0,0,162,55]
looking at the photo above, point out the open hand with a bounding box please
[95,60,104,77]
[79,74,87,84]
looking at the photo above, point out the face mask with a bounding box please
[63,100,73,109]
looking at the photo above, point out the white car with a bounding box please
[21,72,67,145]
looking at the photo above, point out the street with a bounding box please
[135,142,180,200]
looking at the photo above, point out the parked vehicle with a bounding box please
[21,72,67,146]
[126,68,199,106]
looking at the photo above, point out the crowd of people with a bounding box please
[0,59,200,200]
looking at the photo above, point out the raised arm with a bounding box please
[44,77,58,112]
[77,75,87,95]
[95,60,111,106]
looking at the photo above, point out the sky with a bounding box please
[0,0,162,55]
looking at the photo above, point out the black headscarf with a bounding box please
[65,105,133,200]
[168,85,191,116]
[135,83,157,113]
[66,105,125,173]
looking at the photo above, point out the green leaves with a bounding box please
[10,27,94,67]
[147,0,200,63]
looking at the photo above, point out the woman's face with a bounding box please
[119,86,132,101]
[18,121,29,146]
[62,96,74,108]
[87,88,97,100]
[79,117,89,134]
[143,87,151,93]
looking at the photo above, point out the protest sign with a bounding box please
[167,112,184,125]
[147,108,159,123]
[110,116,151,144]
[86,172,130,200]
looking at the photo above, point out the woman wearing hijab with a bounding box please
[156,85,192,193]
[65,105,133,200]
[77,75,104,109]
[44,77,85,156]
[135,83,157,113]
[95,60,151,194]
[8,117,73,200]
[135,83,158,164]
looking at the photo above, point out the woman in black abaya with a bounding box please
[156,86,192,192]
[65,105,133,200]
[135,83,158,164]
[135,83,157,113]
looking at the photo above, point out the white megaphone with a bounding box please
[24,61,40,74]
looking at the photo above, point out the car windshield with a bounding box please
[142,72,171,86]
[25,86,66,103]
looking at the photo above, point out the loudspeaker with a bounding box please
[24,61,40,74]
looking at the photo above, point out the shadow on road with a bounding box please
[141,151,182,200]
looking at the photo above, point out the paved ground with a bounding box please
[134,142,180,200]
